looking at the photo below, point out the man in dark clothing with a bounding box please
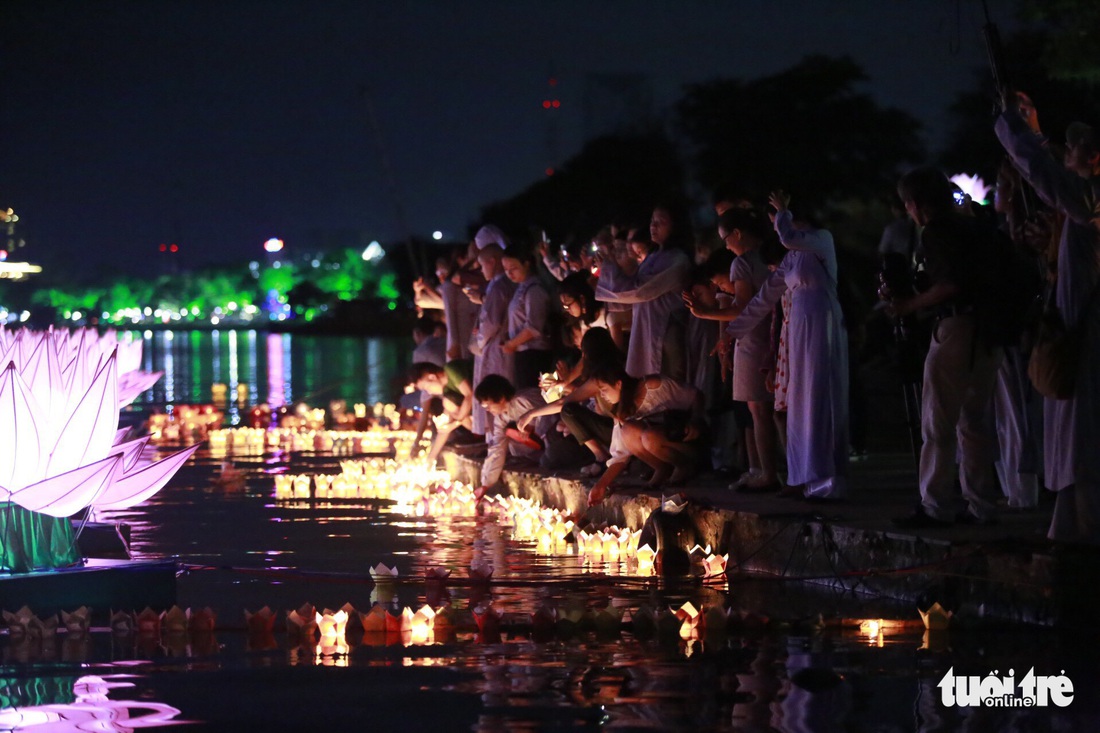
[888,168,1003,527]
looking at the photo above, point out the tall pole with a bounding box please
[359,83,424,279]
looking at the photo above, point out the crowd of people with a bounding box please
[404,92,1099,545]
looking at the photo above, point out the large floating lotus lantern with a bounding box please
[0,328,199,572]
[949,173,992,206]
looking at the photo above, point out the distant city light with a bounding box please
[264,237,285,253]
[432,231,443,241]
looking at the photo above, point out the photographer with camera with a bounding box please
[888,167,1004,528]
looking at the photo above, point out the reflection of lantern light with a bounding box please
[635,544,656,573]
[859,618,884,647]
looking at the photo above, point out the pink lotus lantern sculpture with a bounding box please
[0,327,199,573]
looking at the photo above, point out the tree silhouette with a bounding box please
[676,55,924,216]
[941,30,1100,178]
[479,132,687,245]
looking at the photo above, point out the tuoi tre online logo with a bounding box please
[938,667,1074,708]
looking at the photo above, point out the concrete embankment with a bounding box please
[443,450,1096,630]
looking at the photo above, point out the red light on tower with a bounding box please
[159,244,167,252]
[169,243,179,253]
[545,167,555,176]
[551,99,560,108]
[548,77,558,87]
[542,100,551,109]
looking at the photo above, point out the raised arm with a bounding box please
[996,106,1096,225]
[595,250,690,304]
[725,269,787,340]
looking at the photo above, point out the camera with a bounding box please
[877,252,916,303]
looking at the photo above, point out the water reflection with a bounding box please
[128,330,407,422]
[0,675,184,732]
[35,449,1092,730]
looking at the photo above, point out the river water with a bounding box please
[1,330,1094,731]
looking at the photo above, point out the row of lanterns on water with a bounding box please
[209,427,427,458]
[270,457,730,576]
[149,401,408,448]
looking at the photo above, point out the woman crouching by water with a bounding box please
[586,363,706,506]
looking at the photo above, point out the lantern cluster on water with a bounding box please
[272,457,476,513]
[206,427,428,458]
[147,406,223,443]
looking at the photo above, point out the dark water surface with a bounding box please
[2,332,1097,731]
[127,329,408,417]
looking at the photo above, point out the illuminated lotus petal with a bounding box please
[20,332,66,431]
[92,444,201,511]
[110,436,153,473]
[0,362,43,492]
[118,370,163,408]
[9,453,122,517]
[47,349,118,476]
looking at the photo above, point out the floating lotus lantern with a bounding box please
[2,606,56,638]
[316,608,349,638]
[245,606,276,633]
[359,605,388,634]
[472,603,503,642]
[919,602,953,630]
[286,603,317,640]
[161,606,190,634]
[370,562,399,583]
[660,493,689,514]
[409,605,436,645]
[634,544,657,573]
[61,606,92,634]
[135,607,161,635]
[675,602,701,640]
[110,609,135,634]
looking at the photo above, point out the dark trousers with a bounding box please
[560,402,614,452]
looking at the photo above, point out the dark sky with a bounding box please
[2,0,1008,277]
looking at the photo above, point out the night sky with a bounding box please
[3,1,1009,277]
